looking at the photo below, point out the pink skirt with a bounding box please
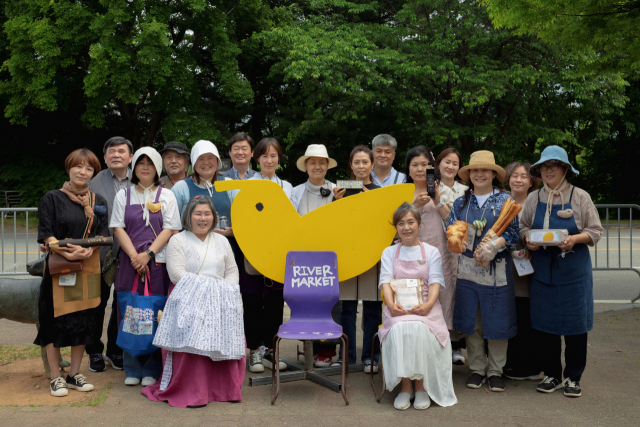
[141,348,246,407]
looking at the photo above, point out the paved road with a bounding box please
[3,229,640,301]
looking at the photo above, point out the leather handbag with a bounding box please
[49,253,83,275]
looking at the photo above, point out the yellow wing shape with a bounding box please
[216,180,414,282]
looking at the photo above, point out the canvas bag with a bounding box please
[116,272,167,357]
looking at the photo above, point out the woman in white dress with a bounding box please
[379,203,457,410]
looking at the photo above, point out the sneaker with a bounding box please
[315,355,333,368]
[537,376,563,393]
[330,360,342,368]
[563,378,582,397]
[88,353,106,372]
[488,375,505,392]
[103,354,124,370]
[465,373,486,389]
[364,360,379,374]
[413,391,431,410]
[452,349,465,365]
[263,352,287,371]
[141,377,157,386]
[66,373,94,392]
[124,377,141,386]
[393,392,413,411]
[50,376,68,397]
[504,370,544,381]
[248,351,265,373]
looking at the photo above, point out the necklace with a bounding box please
[465,189,494,237]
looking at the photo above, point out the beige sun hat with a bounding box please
[296,144,338,172]
[458,150,505,182]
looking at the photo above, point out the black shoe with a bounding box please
[465,373,486,389]
[103,354,124,370]
[563,378,582,397]
[66,373,94,392]
[88,354,106,372]
[537,376,563,393]
[262,352,287,371]
[488,375,505,392]
[504,369,544,381]
[50,376,68,397]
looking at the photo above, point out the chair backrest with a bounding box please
[284,251,339,322]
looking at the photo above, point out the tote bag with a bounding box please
[116,272,167,357]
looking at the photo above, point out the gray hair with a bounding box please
[182,196,218,234]
[391,202,422,227]
[371,134,398,151]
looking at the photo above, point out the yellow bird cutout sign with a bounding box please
[215,180,415,282]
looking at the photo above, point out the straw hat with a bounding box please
[191,140,222,170]
[296,144,338,172]
[530,145,579,179]
[458,150,505,182]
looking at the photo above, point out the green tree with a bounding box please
[480,0,640,77]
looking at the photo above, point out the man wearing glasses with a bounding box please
[222,133,257,180]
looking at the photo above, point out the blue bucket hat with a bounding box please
[530,145,579,179]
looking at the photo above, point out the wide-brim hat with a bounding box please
[530,145,579,179]
[458,150,505,182]
[191,140,222,170]
[296,144,338,172]
[132,147,163,179]
[160,141,190,158]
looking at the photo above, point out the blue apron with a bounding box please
[452,190,517,340]
[184,177,232,226]
[530,187,593,336]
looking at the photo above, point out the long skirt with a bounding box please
[382,321,457,407]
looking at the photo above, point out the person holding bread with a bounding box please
[446,151,520,392]
[519,146,603,398]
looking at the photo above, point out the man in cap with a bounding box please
[159,142,190,189]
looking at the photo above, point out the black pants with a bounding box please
[537,330,588,381]
[504,297,542,375]
[312,301,342,355]
[242,291,284,351]
[85,279,122,357]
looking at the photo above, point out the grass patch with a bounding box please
[0,345,71,365]
[56,382,113,407]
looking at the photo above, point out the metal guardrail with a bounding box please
[593,204,640,302]
[0,207,41,276]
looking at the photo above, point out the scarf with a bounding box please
[201,178,214,198]
[60,181,94,219]
[133,183,157,227]
[542,172,570,229]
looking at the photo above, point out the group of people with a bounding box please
[35,132,602,410]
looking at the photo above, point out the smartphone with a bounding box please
[426,166,436,198]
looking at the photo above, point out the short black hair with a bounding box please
[103,136,134,155]
[131,154,161,185]
[228,132,255,150]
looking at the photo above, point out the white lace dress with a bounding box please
[152,231,244,391]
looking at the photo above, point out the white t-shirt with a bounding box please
[109,187,182,230]
[379,243,445,288]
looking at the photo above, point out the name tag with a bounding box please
[406,279,418,288]
[466,225,476,252]
[59,273,77,287]
[513,258,534,276]
[155,246,167,263]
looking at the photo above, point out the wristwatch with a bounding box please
[146,249,155,259]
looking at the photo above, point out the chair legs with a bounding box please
[370,332,386,402]
[340,333,349,405]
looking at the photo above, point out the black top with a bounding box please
[38,190,110,243]
[342,182,381,198]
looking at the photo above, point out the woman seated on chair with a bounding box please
[141,196,245,407]
[378,202,457,410]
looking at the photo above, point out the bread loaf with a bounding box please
[446,221,469,253]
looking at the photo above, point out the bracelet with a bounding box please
[435,199,445,208]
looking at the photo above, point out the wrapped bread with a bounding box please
[446,221,469,253]
[527,229,569,246]
[390,279,425,311]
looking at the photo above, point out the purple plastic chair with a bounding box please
[271,251,349,405]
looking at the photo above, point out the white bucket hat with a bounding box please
[132,147,163,179]
[296,144,338,172]
[191,140,222,170]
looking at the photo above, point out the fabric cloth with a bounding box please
[439,180,468,201]
[527,191,596,336]
[124,349,162,379]
[466,305,508,377]
[110,187,182,230]
[60,182,94,219]
[541,178,571,230]
[221,166,258,180]
[371,167,406,187]
[166,232,238,283]
[34,190,109,348]
[132,147,163,183]
[382,322,457,407]
[190,140,223,170]
[448,190,518,340]
[537,331,588,381]
[171,176,238,219]
[242,291,284,350]
[416,200,456,330]
[379,245,445,288]
[292,180,336,215]
[248,173,294,201]
[85,278,121,357]
[504,297,542,377]
[519,187,603,247]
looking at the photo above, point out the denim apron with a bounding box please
[529,187,593,336]
[184,177,232,226]
[452,190,517,340]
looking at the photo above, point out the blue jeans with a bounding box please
[339,300,381,364]
[123,349,162,379]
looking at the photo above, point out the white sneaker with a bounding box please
[452,349,465,365]
[50,376,68,397]
[124,377,141,386]
[364,360,379,374]
[141,377,157,386]
[413,391,431,410]
[263,352,287,371]
[248,351,265,373]
[66,373,94,392]
[393,391,414,410]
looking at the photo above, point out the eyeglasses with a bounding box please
[540,163,561,172]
